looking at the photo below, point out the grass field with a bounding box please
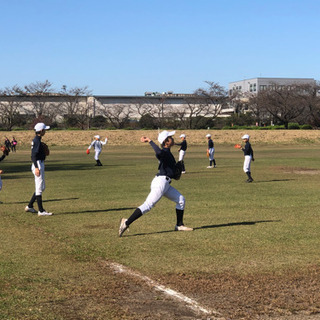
[0,135,320,319]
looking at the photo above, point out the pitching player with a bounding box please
[206,134,216,168]
[25,122,53,216]
[175,133,187,173]
[119,130,193,237]
[240,134,254,182]
[87,135,108,166]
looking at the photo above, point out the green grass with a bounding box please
[1,144,320,318]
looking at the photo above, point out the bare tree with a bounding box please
[98,103,132,129]
[181,96,210,128]
[59,85,92,128]
[228,89,248,115]
[170,106,188,129]
[149,97,172,128]
[0,85,26,130]
[23,80,56,120]
[295,82,320,127]
[180,81,228,129]
[253,84,307,128]
[195,81,228,110]
[130,98,154,118]
[247,93,271,125]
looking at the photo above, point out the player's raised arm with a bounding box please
[140,136,151,143]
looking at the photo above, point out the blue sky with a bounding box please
[0,0,319,95]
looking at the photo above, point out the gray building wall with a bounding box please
[228,77,316,96]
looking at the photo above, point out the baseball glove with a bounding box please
[206,150,209,157]
[234,144,242,149]
[41,142,50,156]
[86,149,90,154]
[173,160,184,180]
[1,145,10,156]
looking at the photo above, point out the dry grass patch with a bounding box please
[273,166,320,175]
[2,129,320,148]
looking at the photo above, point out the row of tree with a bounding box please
[232,82,320,129]
[0,80,320,130]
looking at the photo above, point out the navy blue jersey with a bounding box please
[208,139,214,148]
[243,141,254,157]
[176,140,187,151]
[150,141,176,178]
[31,135,46,168]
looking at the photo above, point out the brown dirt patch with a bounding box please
[159,266,320,319]
[46,261,320,320]
[273,166,320,175]
[2,129,320,147]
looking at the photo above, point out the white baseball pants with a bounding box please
[208,148,215,161]
[94,150,101,160]
[243,155,252,173]
[32,160,45,195]
[178,150,185,161]
[138,176,185,214]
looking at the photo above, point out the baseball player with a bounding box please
[206,134,216,168]
[25,122,53,216]
[87,135,108,166]
[119,130,193,237]
[0,148,7,203]
[11,137,17,152]
[240,134,254,182]
[175,133,187,173]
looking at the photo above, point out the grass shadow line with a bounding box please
[8,197,80,205]
[60,207,136,215]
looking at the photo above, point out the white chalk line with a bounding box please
[108,261,223,319]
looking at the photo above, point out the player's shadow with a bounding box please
[60,207,136,215]
[255,179,294,183]
[193,219,280,230]
[7,197,79,204]
[126,220,280,237]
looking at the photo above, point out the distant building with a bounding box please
[228,77,316,96]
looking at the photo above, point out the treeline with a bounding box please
[0,80,320,131]
[232,82,320,129]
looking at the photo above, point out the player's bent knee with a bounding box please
[138,202,154,214]
[177,195,185,210]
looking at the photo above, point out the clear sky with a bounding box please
[0,0,319,95]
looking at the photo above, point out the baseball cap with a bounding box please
[34,122,50,132]
[94,135,101,139]
[180,134,186,138]
[242,134,250,140]
[158,130,175,144]
[206,134,211,138]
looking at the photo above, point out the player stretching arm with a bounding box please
[119,130,193,237]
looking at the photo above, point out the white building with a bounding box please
[228,77,316,96]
